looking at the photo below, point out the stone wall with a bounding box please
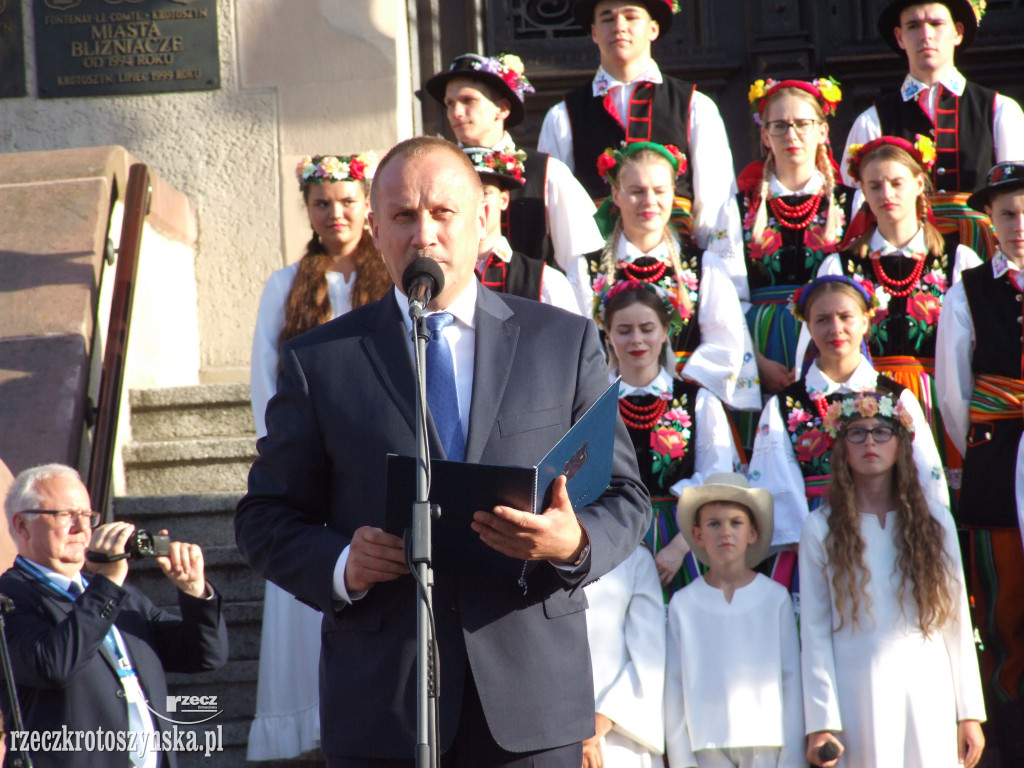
[0,0,411,383]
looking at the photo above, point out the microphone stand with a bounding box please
[408,301,439,768]
[0,594,34,767]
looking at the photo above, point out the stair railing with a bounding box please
[87,163,151,519]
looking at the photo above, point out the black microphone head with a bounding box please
[818,741,841,762]
[402,256,445,297]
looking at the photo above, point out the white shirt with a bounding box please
[935,252,1024,542]
[840,69,1024,198]
[748,357,949,546]
[478,235,583,315]
[584,546,666,763]
[250,261,354,438]
[665,575,803,767]
[538,62,747,302]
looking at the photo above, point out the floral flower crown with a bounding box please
[789,275,879,323]
[296,153,378,189]
[846,135,936,182]
[592,270,686,340]
[468,53,535,102]
[748,77,842,125]
[821,392,915,439]
[463,146,527,186]
[597,141,688,183]
[970,0,987,22]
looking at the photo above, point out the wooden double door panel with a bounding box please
[418,0,1024,173]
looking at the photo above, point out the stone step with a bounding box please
[122,437,257,495]
[130,383,254,442]
[113,493,241,547]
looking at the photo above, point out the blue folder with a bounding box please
[385,379,620,579]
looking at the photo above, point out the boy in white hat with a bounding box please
[666,473,803,768]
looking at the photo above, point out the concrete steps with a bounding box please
[114,383,327,766]
[123,383,257,496]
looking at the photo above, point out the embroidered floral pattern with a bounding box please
[743,192,845,284]
[648,392,692,487]
[782,394,832,476]
[843,251,950,353]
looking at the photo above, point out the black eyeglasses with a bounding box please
[764,119,821,137]
[25,510,101,528]
[842,426,896,444]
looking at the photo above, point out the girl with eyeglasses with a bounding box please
[740,78,855,397]
[747,275,946,593]
[815,136,981,506]
[799,390,985,768]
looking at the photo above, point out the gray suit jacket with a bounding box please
[235,285,649,758]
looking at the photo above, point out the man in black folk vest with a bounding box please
[423,53,603,313]
[538,0,747,305]
[841,0,1024,257]
[462,146,582,315]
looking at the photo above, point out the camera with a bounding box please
[125,529,171,560]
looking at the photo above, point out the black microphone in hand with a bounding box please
[818,741,840,763]
[402,257,445,318]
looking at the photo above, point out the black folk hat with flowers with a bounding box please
[877,0,985,53]
[462,146,527,191]
[967,162,1024,212]
[572,0,679,33]
[423,53,535,128]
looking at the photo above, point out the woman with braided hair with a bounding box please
[815,136,981,503]
[247,152,392,760]
[586,141,760,413]
[740,77,854,396]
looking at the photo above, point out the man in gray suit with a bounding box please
[235,136,649,768]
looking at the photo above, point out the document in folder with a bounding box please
[385,380,620,578]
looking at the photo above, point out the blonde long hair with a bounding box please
[600,147,694,317]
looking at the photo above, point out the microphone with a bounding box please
[818,741,840,763]
[402,257,445,317]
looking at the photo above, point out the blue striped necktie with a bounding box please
[425,312,466,462]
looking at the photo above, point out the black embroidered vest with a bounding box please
[839,233,960,359]
[622,378,702,495]
[564,75,695,200]
[958,262,1023,528]
[505,149,555,268]
[874,82,997,193]
[741,186,854,292]
[477,250,545,301]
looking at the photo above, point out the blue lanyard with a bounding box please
[15,556,138,678]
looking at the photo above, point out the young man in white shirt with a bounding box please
[538,0,746,302]
[841,1,1024,256]
[423,53,603,312]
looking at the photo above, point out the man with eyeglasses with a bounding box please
[0,463,228,768]
[841,0,1024,257]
